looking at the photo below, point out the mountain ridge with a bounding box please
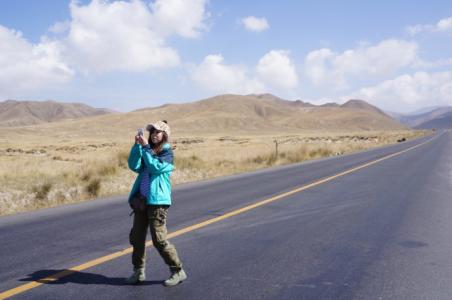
[390,106,452,128]
[0,99,117,127]
[0,94,406,135]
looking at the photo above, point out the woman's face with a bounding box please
[150,130,164,144]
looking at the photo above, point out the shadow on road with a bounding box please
[19,270,162,286]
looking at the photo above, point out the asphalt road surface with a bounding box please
[1,130,451,300]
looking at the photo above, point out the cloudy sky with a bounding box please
[0,0,451,113]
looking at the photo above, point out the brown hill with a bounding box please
[136,94,404,132]
[341,99,386,115]
[1,94,406,141]
[0,100,116,127]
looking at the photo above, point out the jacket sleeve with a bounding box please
[127,143,144,173]
[141,147,174,174]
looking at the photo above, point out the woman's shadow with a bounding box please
[20,270,162,286]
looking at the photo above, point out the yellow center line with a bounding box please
[0,134,438,299]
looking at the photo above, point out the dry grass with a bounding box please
[0,129,430,216]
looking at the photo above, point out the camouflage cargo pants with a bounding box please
[129,203,182,272]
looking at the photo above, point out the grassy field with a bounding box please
[0,129,430,216]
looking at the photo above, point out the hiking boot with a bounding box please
[125,268,145,284]
[163,269,187,287]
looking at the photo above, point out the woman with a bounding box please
[126,120,187,287]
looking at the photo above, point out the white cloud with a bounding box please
[150,0,209,38]
[48,21,70,34]
[63,0,182,73]
[412,57,452,69]
[191,50,299,95]
[60,0,209,73]
[347,71,452,110]
[304,48,345,88]
[191,54,265,94]
[0,25,74,96]
[407,16,452,35]
[304,39,419,90]
[43,0,210,74]
[437,17,452,31]
[0,0,210,96]
[241,16,269,32]
[406,24,434,36]
[256,50,298,89]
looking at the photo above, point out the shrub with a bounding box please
[80,170,93,182]
[174,155,204,170]
[32,182,53,200]
[249,155,266,164]
[308,147,333,159]
[97,164,118,176]
[247,153,278,166]
[116,149,129,169]
[284,147,308,163]
[85,178,101,197]
[265,154,277,166]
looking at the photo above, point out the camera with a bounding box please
[137,128,144,136]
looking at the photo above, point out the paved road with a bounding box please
[1,130,451,299]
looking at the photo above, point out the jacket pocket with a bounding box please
[150,206,167,226]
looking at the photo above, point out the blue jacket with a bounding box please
[127,143,174,206]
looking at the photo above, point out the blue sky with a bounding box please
[0,0,451,113]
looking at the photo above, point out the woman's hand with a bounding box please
[135,135,140,144]
[137,135,149,147]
